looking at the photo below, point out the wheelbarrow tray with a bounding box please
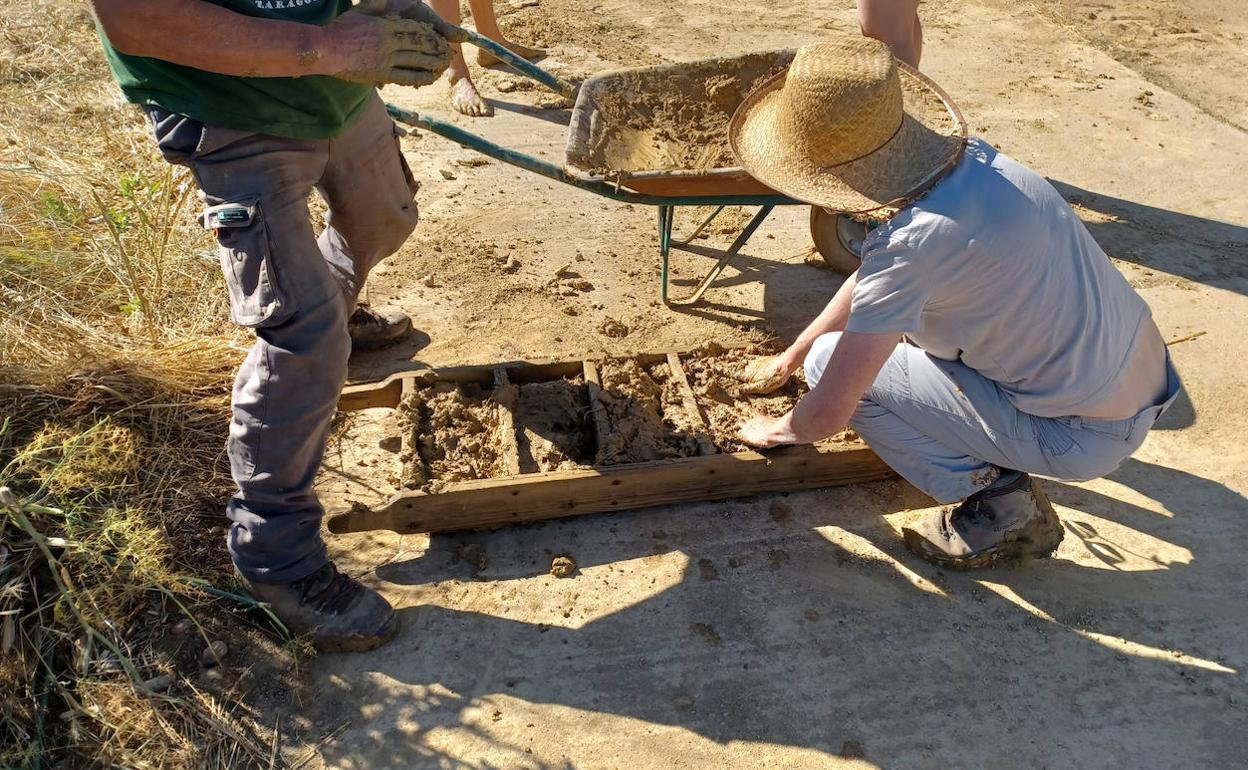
[564,50,794,198]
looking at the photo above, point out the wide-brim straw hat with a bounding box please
[729,38,967,214]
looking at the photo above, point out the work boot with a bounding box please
[902,472,1063,570]
[237,562,397,652]
[348,303,412,351]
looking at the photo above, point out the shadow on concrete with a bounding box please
[314,456,1247,768]
[488,98,574,126]
[1049,181,1248,296]
[313,171,1248,769]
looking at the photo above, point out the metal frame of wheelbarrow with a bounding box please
[389,31,801,306]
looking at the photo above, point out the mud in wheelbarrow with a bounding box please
[386,49,862,306]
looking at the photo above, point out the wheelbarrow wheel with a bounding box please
[809,206,863,275]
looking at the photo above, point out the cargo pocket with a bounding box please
[203,197,295,328]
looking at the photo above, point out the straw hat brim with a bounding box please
[729,63,967,213]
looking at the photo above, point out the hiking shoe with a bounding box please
[348,303,412,351]
[902,473,1063,570]
[237,562,397,652]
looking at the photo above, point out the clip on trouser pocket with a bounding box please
[203,197,295,328]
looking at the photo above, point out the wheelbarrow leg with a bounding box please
[660,204,675,305]
[662,205,774,307]
[672,205,726,246]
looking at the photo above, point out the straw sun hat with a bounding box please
[729,37,967,214]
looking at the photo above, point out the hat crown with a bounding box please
[775,38,904,167]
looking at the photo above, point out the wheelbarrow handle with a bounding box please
[461,28,578,99]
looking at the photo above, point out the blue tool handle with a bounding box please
[462,29,578,98]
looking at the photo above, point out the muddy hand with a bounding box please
[738,414,790,449]
[327,1,454,87]
[379,0,471,44]
[739,354,794,395]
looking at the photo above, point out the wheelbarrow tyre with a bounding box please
[809,206,863,275]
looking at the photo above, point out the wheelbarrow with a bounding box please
[391,36,864,305]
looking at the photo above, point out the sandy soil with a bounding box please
[298,0,1248,767]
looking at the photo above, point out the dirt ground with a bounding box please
[292,0,1248,766]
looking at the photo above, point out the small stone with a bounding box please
[597,318,628,338]
[141,674,173,693]
[502,256,521,273]
[171,618,194,637]
[566,279,594,292]
[550,555,576,578]
[561,306,579,316]
[231,667,258,697]
[439,168,456,180]
[197,667,226,693]
[199,640,228,667]
[840,740,866,759]
[422,273,437,288]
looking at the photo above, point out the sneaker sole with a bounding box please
[903,485,1065,571]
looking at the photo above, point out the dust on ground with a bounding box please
[571,51,794,173]
[495,0,660,70]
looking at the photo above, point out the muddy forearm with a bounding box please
[781,268,859,370]
[92,0,339,78]
[785,330,895,443]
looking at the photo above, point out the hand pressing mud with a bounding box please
[739,354,795,395]
[684,345,805,452]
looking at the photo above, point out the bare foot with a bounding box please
[476,40,546,67]
[450,74,493,117]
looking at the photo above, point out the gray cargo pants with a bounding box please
[147,96,419,583]
[805,332,1181,503]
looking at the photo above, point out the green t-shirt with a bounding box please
[98,0,373,140]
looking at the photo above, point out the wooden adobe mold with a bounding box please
[329,350,893,535]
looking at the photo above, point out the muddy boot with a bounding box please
[348,303,412,351]
[902,472,1063,570]
[237,562,397,652]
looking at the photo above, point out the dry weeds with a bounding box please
[1,2,294,767]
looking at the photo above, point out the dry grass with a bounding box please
[1,1,295,767]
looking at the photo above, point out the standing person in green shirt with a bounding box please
[92,0,466,651]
